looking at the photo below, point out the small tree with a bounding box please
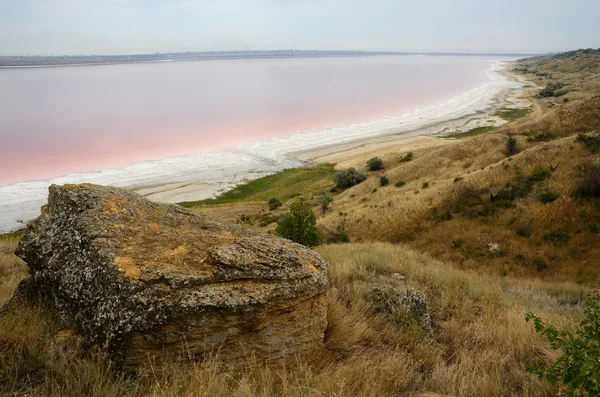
[573,162,600,198]
[268,197,282,211]
[315,193,333,214]
[274,201,321,247]
[506,133,519,156]
[525,294,600,396]
[366,156,384,171]
[334,168,367,190]
[400,152,413,162]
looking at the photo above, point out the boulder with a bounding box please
[366,285,432,334]
[15,184,328,367]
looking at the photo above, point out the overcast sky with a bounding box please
[1,0,598,56]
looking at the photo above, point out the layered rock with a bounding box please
[15,184,328,367]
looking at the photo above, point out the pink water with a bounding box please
[0,55,498,185]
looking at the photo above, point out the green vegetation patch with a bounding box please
[443,126,495,139]
[577,134,600,153]
[494,106,532,122]
[179,163,337,207]
[0,229,25,241]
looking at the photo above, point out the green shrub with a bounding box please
[532,257,549,272]
[453,177,464,183]
[538,82,565,97]
[452,239,464,248]
[573,162,600,198]
[274,201,321,247]
[421,182,429,189]
[539,190,560,204]
[399,152,413,162]
[506,133,519,155]
[395,180,406,187]
[516,224,532,237]
[525,294,600,396]
[267,197,282,211]
[577,134,600,153]
[366,156,384,171]
[315,193,333,213]
[542,229,570,246]
[334,168,367,190]
[380,176,390,186]
[527,166,552,183]
[586,223,600,234]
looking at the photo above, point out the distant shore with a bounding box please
[0,50,535,68]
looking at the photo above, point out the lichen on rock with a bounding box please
[14,183,329,367]
[366,285,432,334]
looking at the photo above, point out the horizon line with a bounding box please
[0,49,548,58]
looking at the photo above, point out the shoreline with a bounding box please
[0,61,529,233]
[134,61,529,202]
[289,64,530,166]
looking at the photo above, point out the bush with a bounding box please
[525,294,600,396]
[334,168,367,190]
[380,176,389,186]
[527,166,552,183]
[422,182,429,189]
[538,82,565,97]
[395,180,406,187]
[267,197,282,211]
[315,193,333,213]
[506,133,519,155]
[542,229,570,246]
[399,152,413,162]
[274,201,321,247]
[587,223,600,234]
[366,156,384,171]
[573,162,600,198]
[539,190,560,204]
[577,134,600,153]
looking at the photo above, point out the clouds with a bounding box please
[0,0,598,55]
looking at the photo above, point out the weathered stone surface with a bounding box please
[366,285,432,334]
[15,184,328,367]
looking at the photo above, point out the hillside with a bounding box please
[1,50,599,396]
[188,50,600,286]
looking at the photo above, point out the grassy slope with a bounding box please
[180,163,337,207]
[0,238,584,396]
[1,50,599,396]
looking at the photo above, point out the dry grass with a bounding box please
[318,101,600,284]
[1,51,599,396]
[0,238,586,396]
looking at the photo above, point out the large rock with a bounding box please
[15,184,328,367]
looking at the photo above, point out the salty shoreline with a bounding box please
[134,62,529,202]
[0,60,528,233]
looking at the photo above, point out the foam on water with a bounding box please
[0,61,521,233]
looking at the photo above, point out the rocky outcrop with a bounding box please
[366,285,432,334]
[15,184,328,367]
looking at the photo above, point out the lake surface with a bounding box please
[1,55,509,185]
[0,55,520,232]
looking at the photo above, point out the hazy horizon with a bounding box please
[1,0,598,56]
